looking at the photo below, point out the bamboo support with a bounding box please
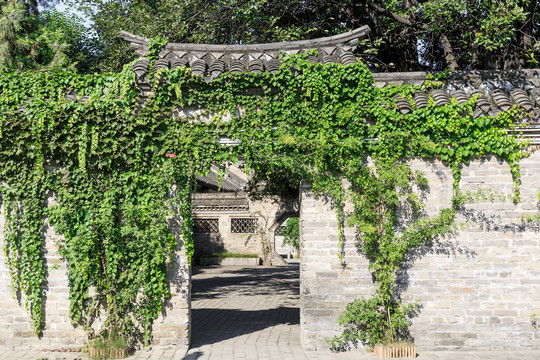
[89,346,129,359]
[374,343,416,358]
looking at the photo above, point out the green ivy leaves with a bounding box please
[0,52,527,347]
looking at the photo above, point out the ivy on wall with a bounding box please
[0,50,528,347]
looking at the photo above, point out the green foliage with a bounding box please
[47,167,178,342]
[0,65,196,342]
[421,0,526,51]
[0,49,527,347]
[0,2,93,72]
[1,168,46,334]
[328,157,462,348]
[64,0,540,72]
[90,327,127,350]
[89,327,128,359]
[37,8,99,73]
[281,217,299,252]
[365,0,538,70]
[66,0,349,72]
[329,295,419,349]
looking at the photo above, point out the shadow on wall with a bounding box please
[341,154,540,344]
[193,233,226,261]
[459,207,540,233]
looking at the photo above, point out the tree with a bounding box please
[356,0,537,71]
[66,0,355,71]
[8,1,540,72]
[282,217,299,252]
[64,0,540,72]
[0,0,94,72]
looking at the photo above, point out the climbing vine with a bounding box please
[0,49,529,348]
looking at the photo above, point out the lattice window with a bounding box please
[193,219,219,233]
[274,225,286,236]
[231,218,258,233]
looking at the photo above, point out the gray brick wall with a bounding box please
[0,210,86,350]
[300,153,540,351]
[2,152,540,352]
[0,199,191,351]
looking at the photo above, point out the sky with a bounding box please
[54,1,93,28]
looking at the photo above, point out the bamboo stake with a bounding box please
[374,343,416,358]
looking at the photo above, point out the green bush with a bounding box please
[281,217,299,251]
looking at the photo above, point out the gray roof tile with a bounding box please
[121,29,540,139]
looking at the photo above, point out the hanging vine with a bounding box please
[0,50,529,347]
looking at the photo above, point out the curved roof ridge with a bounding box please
[119,26,370,55]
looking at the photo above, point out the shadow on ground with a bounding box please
[191,264,300,299]
[190,264,300,347]
[191,306,300,347]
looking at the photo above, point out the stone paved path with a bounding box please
[185,264,326,360]
[1,348,539,360]
[182,264,540,360]
[2,263,539,359]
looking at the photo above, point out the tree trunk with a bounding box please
[521,1,537,49]
[516,1,538,68]
[439,34,459,70]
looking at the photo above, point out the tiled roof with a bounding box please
[373,70,540,144]
[120,27,370,83]
[192,193,249,212]
[373,70,540,119]
[120,30,540,144]
[120,26,369,61]
[196,164,248,192]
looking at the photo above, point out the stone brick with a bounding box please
[0,199,191,351]
[3,153,540,352]
[299,153,540,351]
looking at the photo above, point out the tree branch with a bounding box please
[367,1,426,29]
[518,0,538,50]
